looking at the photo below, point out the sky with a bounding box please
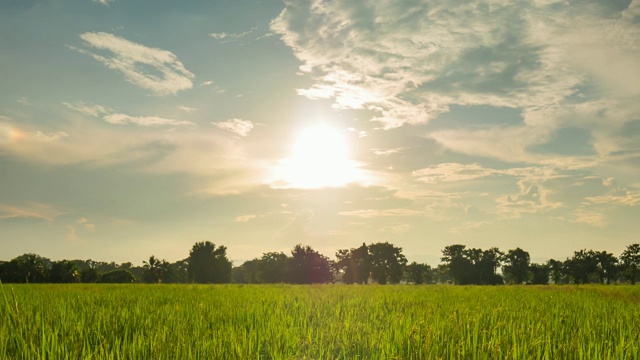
[1,0,639,266]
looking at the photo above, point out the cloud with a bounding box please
[213,119,255,137]
[76,217,96,230]
[235,214,257,222]
[178,106,197,113]
[93,0,113,5]
[104,113,194,127]
[339,208,422,218]
[271,0,640,161]
[0,203,64,221]
[72,32,194,95]
[413,163,497,184]
[210,29,255,42]
[584,188,640,206]
[63,101,111,117]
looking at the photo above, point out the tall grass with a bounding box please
[1,284,638,359]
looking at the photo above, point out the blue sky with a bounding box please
[1,0,639,266]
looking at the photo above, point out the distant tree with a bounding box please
[285,245,333,284]
[80,268,100,283]
[142,255,170,283]
[236,259,260,284]
[335,243,370,284]
[502,248,531,284]
[405,262,432,284]
[368,242,407,284]
[564,250,598,284]
[547,259,565,284]
[620,243,640,284]
[257,252,288,283]
[594,251,618,284]
[441,245,474,285]
[529,263,550,285]
[167,259,189,283]
[187,241,232,284]
[2,254,50,283]
[50,260,81,283]
[477,248,504,285]
[99,269,136,283]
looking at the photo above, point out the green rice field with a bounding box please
[1,284,639,359]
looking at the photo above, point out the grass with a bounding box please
[1,284,639,359]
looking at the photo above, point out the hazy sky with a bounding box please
[1,0,639,266]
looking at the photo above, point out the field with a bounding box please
[1,284,639,359]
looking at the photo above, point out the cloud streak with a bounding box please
[213,119,255,137]
[72,32,194,95]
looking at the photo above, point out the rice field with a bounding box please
[1,284,639,359]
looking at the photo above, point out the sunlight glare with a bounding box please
[271,124,366,189]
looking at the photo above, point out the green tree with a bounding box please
[620,243,640,284]
[547,259,565,284]
[99,269,136,283]
[50,260,81,283]
[595,251,618,284]
[335,243,370,284]
[368,242,407,284]
[405,262,432,284]
[564,250,598,284]
[285,245,333,284]
[187,241,232,283]
[529,263,550,285]
[502,248,530,284]
[441,245,474,285]
[142,255,170,283]
[3,254,50,283]
[257,252,288,283]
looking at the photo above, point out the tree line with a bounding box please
[1,241,639,285]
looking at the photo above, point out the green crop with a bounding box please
[1,284,638,359]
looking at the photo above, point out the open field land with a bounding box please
[1,284,639,359]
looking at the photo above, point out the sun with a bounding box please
[270,124,366,189]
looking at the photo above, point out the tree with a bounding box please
[529,263,550,285]
[564,250,598,284]
[99,269,136,283]
[187,241,232,284]
[1,254,50,283]
[405,262,432,284]
[477,248,504,285]
[335,243,370,284]
[620,244,640,284]
[547,259,565,284]
[368,242,407,284]
[80,268,100,283]
[441,245,474,285]
[594,251,618,284]
[50,260,81,283]
[142,255,170,283]
[502,248,530,284]
[257,252,288,283]
[285,245,333,284]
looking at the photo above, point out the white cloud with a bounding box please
[104,113,194,127]
[213,119,255,137]
[178,106,197,113]
[413,163,497,184]
[76,217,96,230]
[338,208,422,218]
[0,203,64,222]
[63,101,111,117]
[235,214,257,222]
[210,29,255,42]
[72,32,194,95]
[93,0,113,5]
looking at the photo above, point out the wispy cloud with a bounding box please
[0,203,64,222]
[235,214,257,222]
[93,0,113,6]
[63,101,111,117]
[104,113,194,127]
[71,32,194,95]
[210,28,255,43]
[213,119,254,137]
[339,209,423,219]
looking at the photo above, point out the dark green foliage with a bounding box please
[335,243,370,284]
[187,241,232,283]
[142,256,171,283]
[368,242,407,285]
[80,268,100,283]
[285,245,333,284]
[441,245,503,285]
[99,269,136,283]
[528,263,550,285]
[0,254,50,283]
[50,260,80,283]
[405,262,432,284]
[620,244,640,284]
[502,248,530,284]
